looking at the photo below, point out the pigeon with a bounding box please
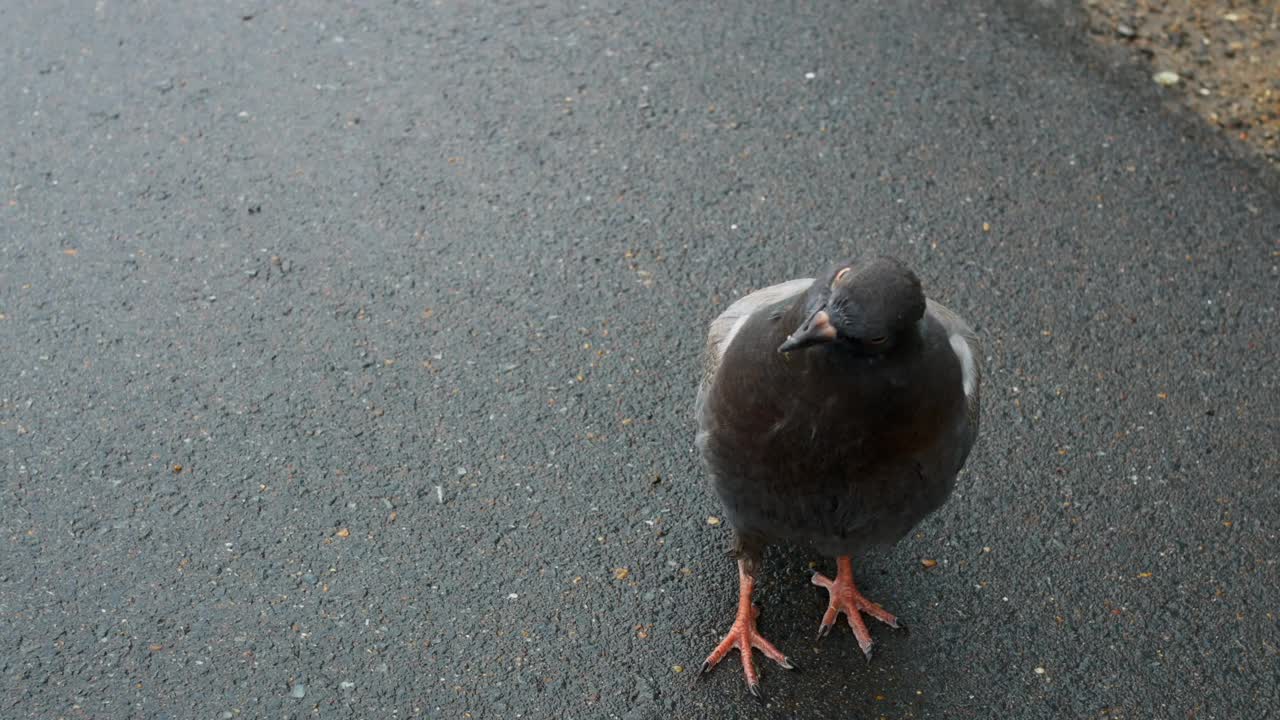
[695,256,981,696]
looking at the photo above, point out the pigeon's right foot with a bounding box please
[811,555,901,660]
[699,559,796,698]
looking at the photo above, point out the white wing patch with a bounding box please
[708,277,814,360]
[949,334,977,399]
[720,313,752,355]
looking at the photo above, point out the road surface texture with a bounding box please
[1083,0,1280,170]
[2,1,1277,718]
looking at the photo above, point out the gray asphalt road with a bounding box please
[2,1,1277,718]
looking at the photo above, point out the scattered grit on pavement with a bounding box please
[1083,0,1280,168]
[2,1,1279,719]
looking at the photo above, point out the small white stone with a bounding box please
[804,72,816,80]
[1153,71,1180,87]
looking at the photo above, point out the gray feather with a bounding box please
[695,273,982,567]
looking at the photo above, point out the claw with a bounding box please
[812,556,901,662]
[699,559,794,696]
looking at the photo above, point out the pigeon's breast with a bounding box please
[700,322,966,553]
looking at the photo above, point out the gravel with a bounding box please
[1084,0,1280,167]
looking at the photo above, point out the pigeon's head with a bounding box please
[778,256,926,355]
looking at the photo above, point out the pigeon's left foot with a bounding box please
[811,556,900,660]
[700,559,796,697]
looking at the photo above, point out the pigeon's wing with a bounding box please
[925,298,982,471]
[696,278,812,428]
[703,278,813,382]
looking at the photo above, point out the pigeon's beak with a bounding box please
[778,309,837,353]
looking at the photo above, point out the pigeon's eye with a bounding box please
[832,267,852,286]
[867,336,887,345]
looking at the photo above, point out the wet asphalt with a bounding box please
[1,1,1277,718]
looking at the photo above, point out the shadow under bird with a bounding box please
[694,256,982,696]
